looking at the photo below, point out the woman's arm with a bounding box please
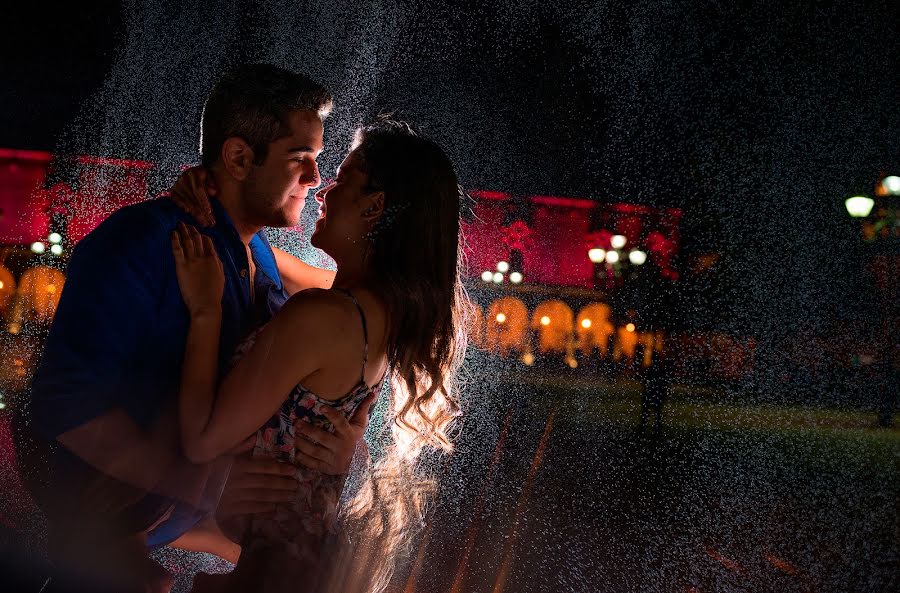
[182,294,337,463]
[173,224,342,463]
[167,516,241,564]
[165,166,334,295]
[272,247,335,295]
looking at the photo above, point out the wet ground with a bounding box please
[1,384,897,593]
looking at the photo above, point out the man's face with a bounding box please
[243,109,324,228]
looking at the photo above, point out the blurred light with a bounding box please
[521,353,535,366]
[629,250,647,265]
[50,244,64,256]
[540,316,551,326]
[8,323,20,335]
[611,235,627,249]
[581,319,592,329]
[509,271,523,284]
[496,261,510,273]
[882,175,900,195]
[496,313,507,324]
[30,242,45,254]
[626,323,636,332]
[0,401,5,410]
[481,271,493,282]
[567,358,578,369]
[493,272,504,284]
[48,232,63,244]
[588,248,606,263]
[0,281,4,289]
[845,196,874,218]
[47,284,57,294]
[605,251,620,264]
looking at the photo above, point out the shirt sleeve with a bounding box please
[29,203,172,438]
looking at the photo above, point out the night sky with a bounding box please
[2,0,898,348]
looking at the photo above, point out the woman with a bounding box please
[171,119,468,592]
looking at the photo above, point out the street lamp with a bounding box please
[880,175,900,195]
[845,195,875,218]
[844,174,899,428]
[629,250,647,265]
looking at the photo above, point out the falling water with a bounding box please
[2,1,898,592]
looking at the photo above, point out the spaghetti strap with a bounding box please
[334,288,369,383]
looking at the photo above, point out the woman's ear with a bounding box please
[361,191,385,222]
[221,137,255,181]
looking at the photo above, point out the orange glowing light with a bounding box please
[626,323,636,332]
[540,316,551,326]
[496,313,507,323]
[581,318,592,329]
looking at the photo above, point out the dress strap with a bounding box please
[334,288,369,382]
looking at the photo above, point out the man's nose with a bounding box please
[303,161,321,189]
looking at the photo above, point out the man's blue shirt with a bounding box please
[29,196,289,547]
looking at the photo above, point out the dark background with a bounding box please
[2,0,898,345]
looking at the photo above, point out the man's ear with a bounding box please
[220,137,255,181]
[361,191,385,222]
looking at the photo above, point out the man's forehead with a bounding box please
[281,110,325,150]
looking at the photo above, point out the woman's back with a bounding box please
[288,288,389,400]
[227,288,388,591]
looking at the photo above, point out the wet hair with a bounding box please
[337,119,470,592]
[199,63,333,168]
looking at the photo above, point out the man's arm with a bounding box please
[32,204,177,492]
[209,397,375,546]
[272,247,335,295]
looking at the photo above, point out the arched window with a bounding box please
[575,303,615,358]
[0,265,16,316]
[7,266,65,334]
[531,300,575,354]
[485,297,529,356]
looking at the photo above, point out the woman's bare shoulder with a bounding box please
[273,288,360,338]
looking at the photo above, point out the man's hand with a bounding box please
[215,451,298,544]
[294,393,377,475]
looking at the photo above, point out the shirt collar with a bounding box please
[209,197,283,291]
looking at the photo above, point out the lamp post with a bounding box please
[845,174,899,427]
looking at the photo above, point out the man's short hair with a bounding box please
[200,63,333,168]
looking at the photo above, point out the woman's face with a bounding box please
[310,150,373,258]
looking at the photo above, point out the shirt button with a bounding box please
[240,269,248,278]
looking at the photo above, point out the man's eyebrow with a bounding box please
[286,145,320,153]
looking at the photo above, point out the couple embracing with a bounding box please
[18,63,468,593]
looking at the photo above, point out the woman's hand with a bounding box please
[170,166,216,227]
[171,223,224,317]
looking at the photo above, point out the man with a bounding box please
[20,64,368,592]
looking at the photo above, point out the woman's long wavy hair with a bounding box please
[329,119,470,592]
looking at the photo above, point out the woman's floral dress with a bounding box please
[228,289,381,568]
